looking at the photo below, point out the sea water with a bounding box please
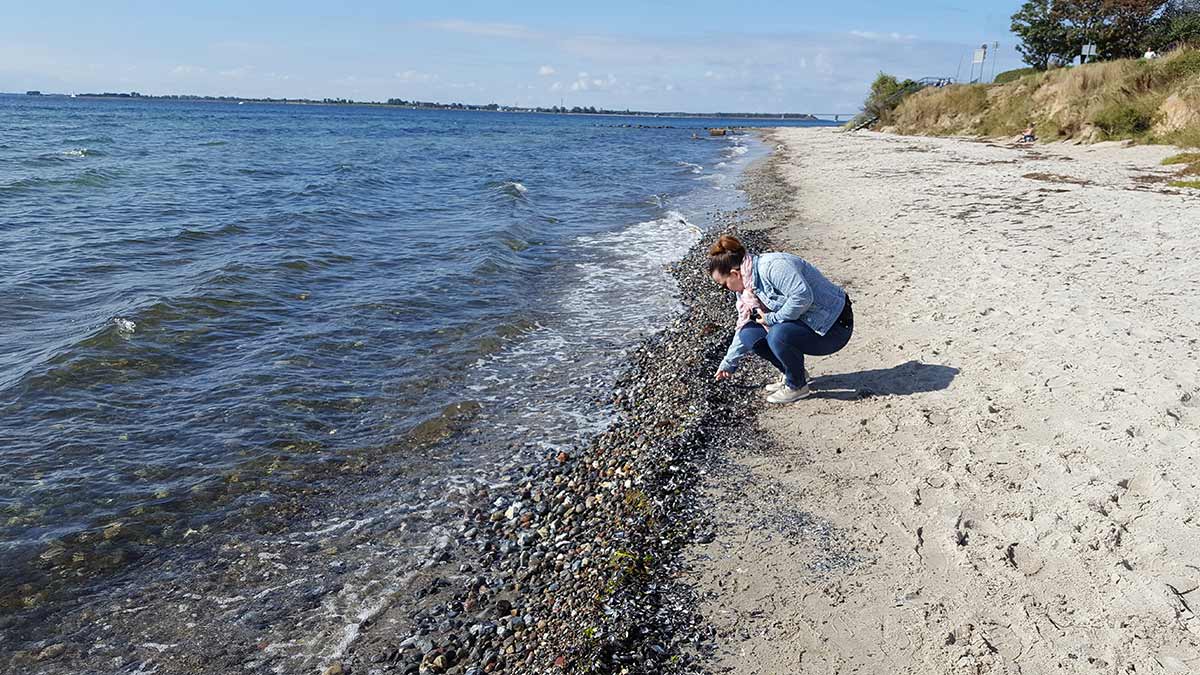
[0,93,833,662]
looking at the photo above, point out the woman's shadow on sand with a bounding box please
[811,360,959,400]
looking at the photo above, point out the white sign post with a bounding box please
[1081,44,1097,64]
[971,44,988,83]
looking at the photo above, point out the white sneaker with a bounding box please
[765,371,806,394]
[767,384,812,404]
[764,374,788,393]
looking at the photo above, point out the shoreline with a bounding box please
[19,124,1197,674]
[303,156,788,673]
[2,133,775,674]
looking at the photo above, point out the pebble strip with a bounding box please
[341,150,794,675]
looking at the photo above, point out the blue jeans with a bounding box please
[738,304,854,389]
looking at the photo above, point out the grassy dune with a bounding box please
[886,48,1200,147]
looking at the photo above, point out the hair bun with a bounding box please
[708,234,745,257]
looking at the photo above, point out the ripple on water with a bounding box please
[0,99,778,646]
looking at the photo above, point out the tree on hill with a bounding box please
[1055,0,1168,59]
[863,73,918,121]
[1012,0,1073,69]
[1012,0,1171,67]
[1153,0,1200,47]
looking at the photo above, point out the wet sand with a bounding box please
[689,129,1200,673]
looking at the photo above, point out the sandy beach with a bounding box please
[690,128,1200,674]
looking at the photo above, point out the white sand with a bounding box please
[689,129,1200,674]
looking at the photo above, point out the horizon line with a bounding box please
[6,89,857,118]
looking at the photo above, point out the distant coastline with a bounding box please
[10,90,826,120]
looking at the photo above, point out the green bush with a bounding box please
[1160,48,1200,81]
[1091,101,1157,137]
[1155,13,1200,49]
[994,67,1039,84]
[1162,152,1200,165]
[863,72,919,121]
[1166,126,1200,147]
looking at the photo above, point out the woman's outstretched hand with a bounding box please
[714,370,732,382]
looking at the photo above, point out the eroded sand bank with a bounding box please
[691,128,1200,674]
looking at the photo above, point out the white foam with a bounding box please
[465,210,702,441]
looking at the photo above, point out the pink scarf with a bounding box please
[734,253,769,331]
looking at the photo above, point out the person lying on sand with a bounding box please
[709,235,854,403]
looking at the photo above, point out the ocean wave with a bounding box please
[469,248,524,278]
[72,168,122,188]
[486,180,529,199]
[28,147,104,164]
[237,167,293,177]
[65,147,104,157]
[676,161,703,174]
[0,167,123,193]
[176,222,250,242]
[463,210,702,443]
[0,176,48,194]
[64,135,114,144]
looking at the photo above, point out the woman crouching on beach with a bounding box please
[709,235,854,403]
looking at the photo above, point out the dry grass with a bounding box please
[889,48,1200,146]
[1158,151,1200,184]
[1162,152,1200,165]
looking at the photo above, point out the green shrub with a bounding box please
[1155,14,1200,50]
[994,67,1039,84]
[1092,101,1157,137]
[1159,49,1200,82]
[1162,152,1200,165]
[1165,126,1200,147]
[863,72,919,122]
[1169,179,1200,188]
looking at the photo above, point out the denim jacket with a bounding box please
[718,252,847,373]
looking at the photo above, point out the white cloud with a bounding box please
[218,66,253,79]
[850,30,917,41]
[568,72,616,92]
[423,19,538,40]
[396,69,436,83]
[538,65,556,76]
[170,65,207,76]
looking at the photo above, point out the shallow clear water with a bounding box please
[0,94,832,612]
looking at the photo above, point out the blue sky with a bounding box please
[2,1,1024,113]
